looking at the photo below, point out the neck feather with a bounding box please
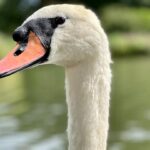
[65,56,111,150]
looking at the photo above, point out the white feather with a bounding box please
[24,4,112,150]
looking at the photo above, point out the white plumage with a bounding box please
[22,4,111,150]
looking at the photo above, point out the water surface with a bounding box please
[0,57,150,150]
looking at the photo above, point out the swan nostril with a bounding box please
[14,45,26,56]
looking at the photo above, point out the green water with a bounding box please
[0,57,150,150]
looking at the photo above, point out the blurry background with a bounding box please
[0,0,150,150]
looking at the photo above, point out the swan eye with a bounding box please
[51,16,66,28]
[55,16,65,25]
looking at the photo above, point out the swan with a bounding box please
[0,4,111,150]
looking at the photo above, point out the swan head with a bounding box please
[0,4,109,77]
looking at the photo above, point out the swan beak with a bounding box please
[0,32,46,78]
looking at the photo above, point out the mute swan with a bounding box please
[0,4,111,150]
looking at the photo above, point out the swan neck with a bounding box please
[65,58,111,150]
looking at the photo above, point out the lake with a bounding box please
[0,56,150,150]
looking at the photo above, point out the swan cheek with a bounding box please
[48,35,71,66]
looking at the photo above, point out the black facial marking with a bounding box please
[24,18,54,50]
[12,16,66,60]
[12,16,66,49]
[12,27,29,56]
[12,27,28,43]
[0,16,67,78]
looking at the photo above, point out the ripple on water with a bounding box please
[120,127,150,142]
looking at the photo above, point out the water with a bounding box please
[0,57,150,150]
[109,57,150,150]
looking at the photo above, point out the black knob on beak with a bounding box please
[12,27,28,42]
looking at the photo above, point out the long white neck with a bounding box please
[65,54,111,150]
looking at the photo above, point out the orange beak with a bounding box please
[0,32,46,78]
